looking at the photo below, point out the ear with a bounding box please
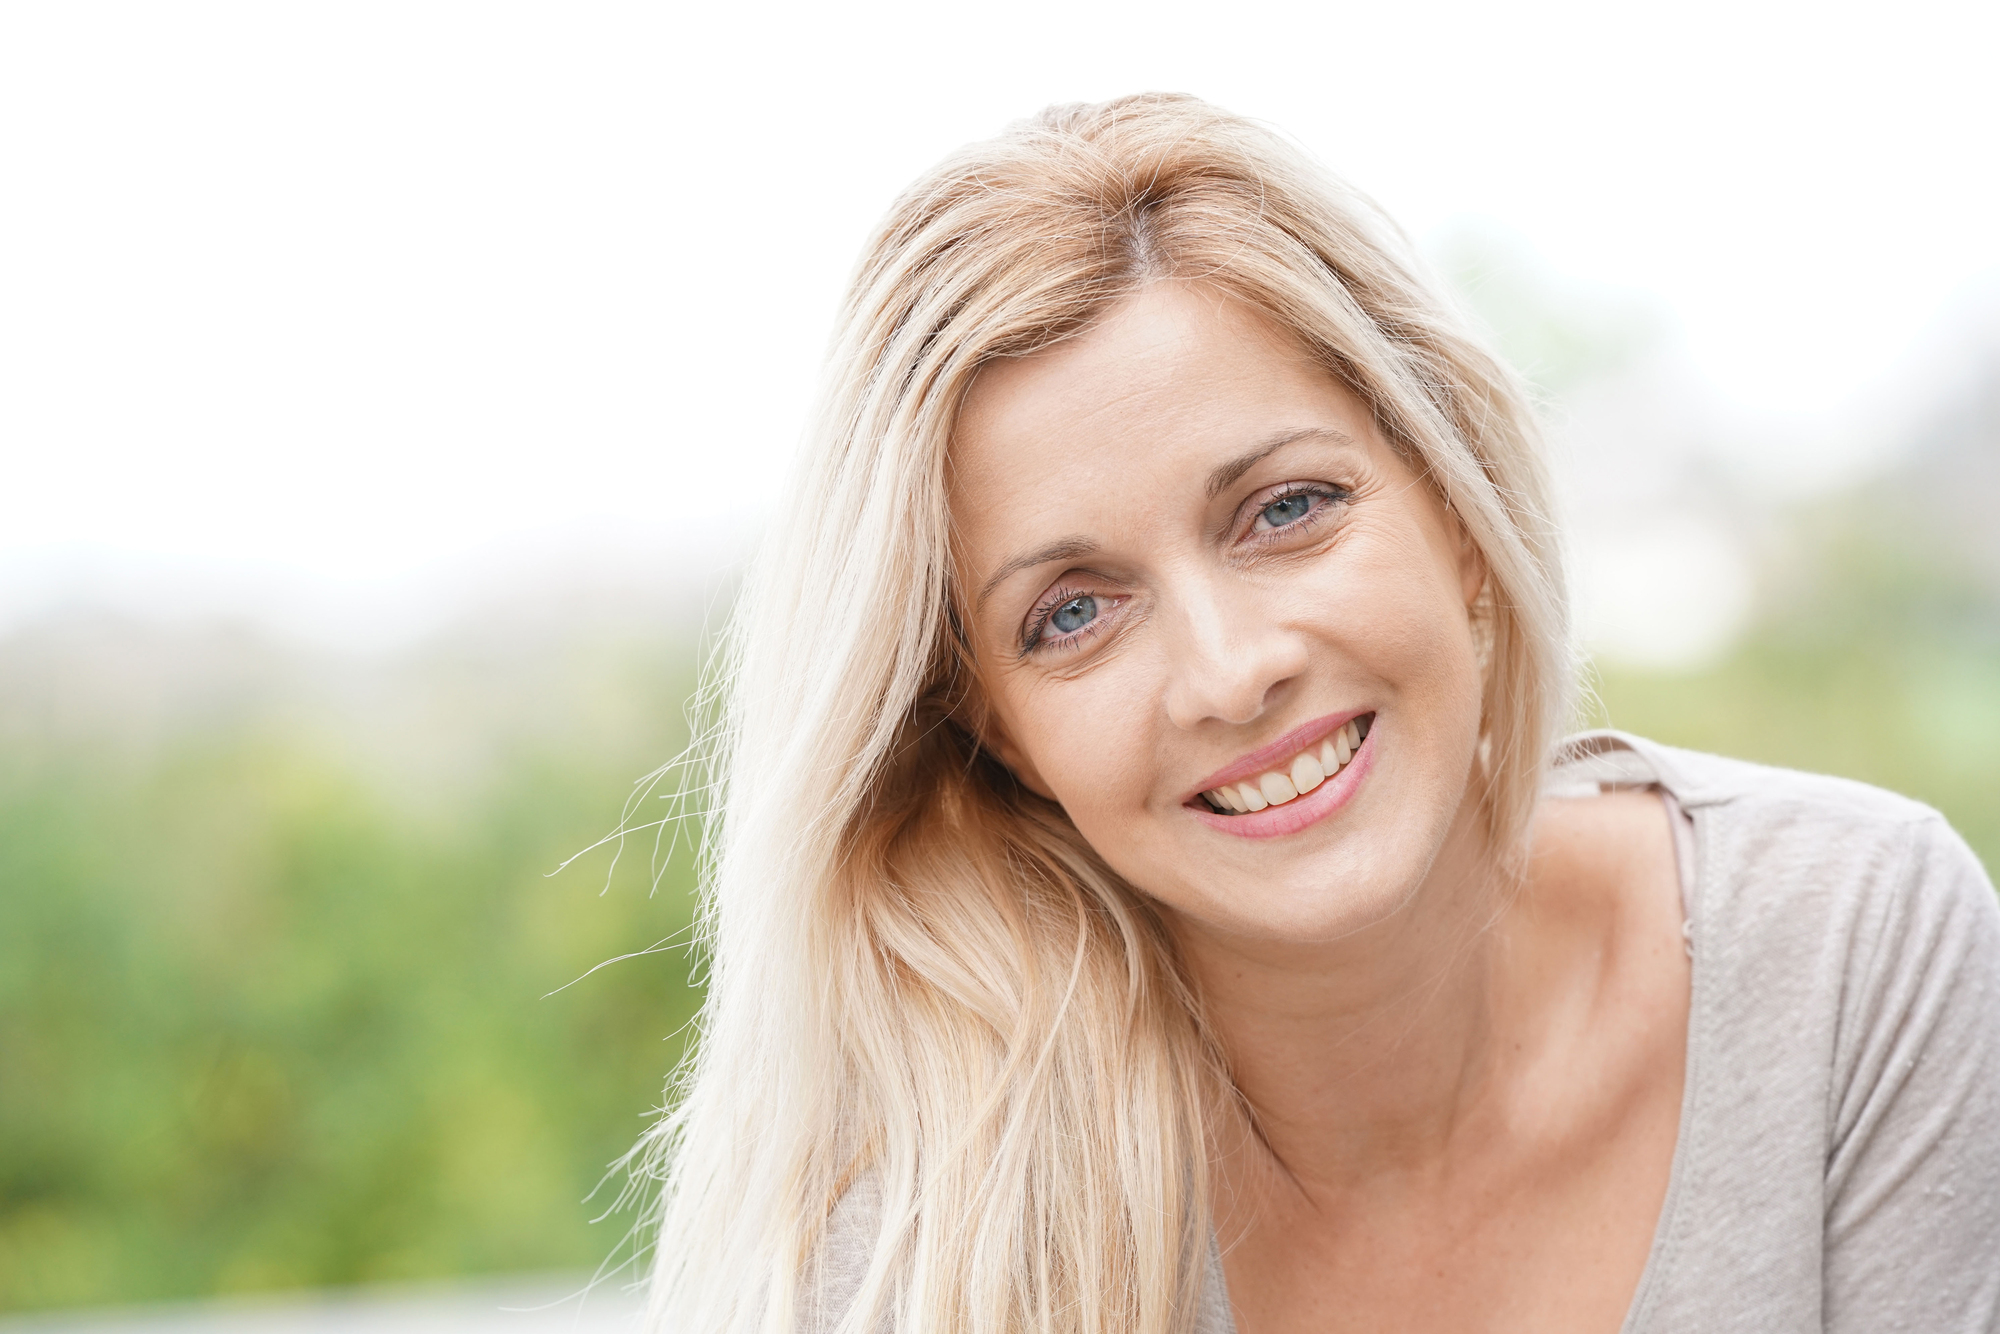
[980,712,1058,802]
[950,654,1060,802]
[1454,511,1488,610]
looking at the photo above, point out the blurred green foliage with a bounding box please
[1447,226,1999,874]
[1594,639,2000,876]
[3,566,1991,1316]
[0,615,706,1311]
[3,356,1995,1313]
[2,542,1995,1316]
[1592,489,2000,875]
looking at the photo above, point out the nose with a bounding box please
[1161,568,1310,730]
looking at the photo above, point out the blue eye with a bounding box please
[1049,595,1098,635]
[1260,492,1316,528]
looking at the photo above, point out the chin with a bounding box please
[1088,749,1477,944]
[1148,833,1436,946]
[1222,877,1419,944]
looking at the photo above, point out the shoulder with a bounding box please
[1586,738,2000,1326]
[1647,737,1991,934]
[804,1171,888,1334]
[1559,730,1999,1052]
[803,1172,1238,1334]
[1571,729,1944,829]
[1565,730,1985,911]
[1621,736,2000,1121]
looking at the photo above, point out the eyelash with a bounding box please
[1243,482,1347,542]
[1018,483,1349,657]
[1021,583,1111,657]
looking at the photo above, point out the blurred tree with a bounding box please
[0,610,706,1311]
[1589,321,2000,871]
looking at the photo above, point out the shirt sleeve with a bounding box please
[1823,815,2000,1332]
[801,1172,891,1334]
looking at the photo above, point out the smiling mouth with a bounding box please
[1197,713,1373,815]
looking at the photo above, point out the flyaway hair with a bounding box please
[637,93,1571,1334]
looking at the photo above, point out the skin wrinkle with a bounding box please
[1203,427,1355,501]
[946,281,1688,1333]
[977,537,1102,614]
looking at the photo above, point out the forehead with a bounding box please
[948,283,1357,539]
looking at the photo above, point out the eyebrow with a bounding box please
[1205,426,1354,499]
[975,535,1100,612]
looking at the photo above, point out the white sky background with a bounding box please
[3,0,1996,653]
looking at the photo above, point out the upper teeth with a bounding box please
[1204,718,1365,814]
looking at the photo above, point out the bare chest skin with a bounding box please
[1215,790,1690,1334]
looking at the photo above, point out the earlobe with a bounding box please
[1456,519,1488,609]
[955,686,1059,801]
[984,726,1058,802]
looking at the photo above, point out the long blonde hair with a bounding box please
[638,93,1569,1334]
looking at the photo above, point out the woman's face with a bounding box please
[950,282,1489,944]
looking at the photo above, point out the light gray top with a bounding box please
[812,733,2000,1332]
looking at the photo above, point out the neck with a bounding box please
[1177,796,1513,1208]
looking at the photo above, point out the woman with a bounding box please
[638,95,2000,1332]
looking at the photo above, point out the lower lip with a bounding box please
[1187,725,1376,839]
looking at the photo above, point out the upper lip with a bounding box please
[1186,708,1372,799]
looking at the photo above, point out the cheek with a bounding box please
[1339,539,1489,822]
[1000,672,1166,824]
[983,520,1487,932]
[1338,524,1482,688]
[1377,589,1483,717]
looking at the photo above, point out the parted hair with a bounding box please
[638,93,1570,1334]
